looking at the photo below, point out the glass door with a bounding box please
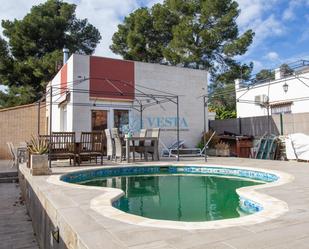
[91,110,108,131]
[91,110,108,154]
[114,109,129,133]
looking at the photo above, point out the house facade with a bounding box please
[46,54,208,149]
[235,61,309,118]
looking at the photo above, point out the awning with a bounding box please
[269,101,293,107]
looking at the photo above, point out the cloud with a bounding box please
[248,15,285,49]
[299,29,309,42]
[265,51,279,61]
[252,60,264,72]
[145,0,164,7]
[0,0,45,34]
[283,0,298,21]
[70,0,140,58]
[67,0,165,57]
[0,0,163,58]
[236,0,278,28]
[282,0,309,21]
[236,1,285,55]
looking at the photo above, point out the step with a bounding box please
[0,171,18,178]
[0,176,19,183]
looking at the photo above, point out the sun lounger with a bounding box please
[161,140,185,157]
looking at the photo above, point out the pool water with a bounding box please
[80,174,261,222]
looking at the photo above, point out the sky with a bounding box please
[0,0,309,76]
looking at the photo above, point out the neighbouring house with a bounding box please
[46,53,208,149]
[235,60,309,118]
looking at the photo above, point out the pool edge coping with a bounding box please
[47,163,294,230]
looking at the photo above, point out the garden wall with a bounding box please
[209,112,309,137]
[0,103,47,159]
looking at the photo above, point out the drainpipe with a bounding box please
[280,113,284,135]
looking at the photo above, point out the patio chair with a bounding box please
[7,142,18,168]
[111,128,119,138]
[134,129,147,159]
[113,129,136,162]
[17,142,28,164]
[144,128,160,161]
[105,129,114,160]
[45,132,77,165]
[114,133,126,162]
[79,132,104,165]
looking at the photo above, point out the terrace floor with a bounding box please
[0,182,39,249]
[9,157,309,248]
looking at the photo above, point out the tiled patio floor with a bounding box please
[0,182,39,249]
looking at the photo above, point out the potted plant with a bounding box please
[27,136,50,175]
[215,142,230,157]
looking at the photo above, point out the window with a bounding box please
[92,110,108,131]
[271,103,292,115]
[114,110,129,132]
[60,105,67,131]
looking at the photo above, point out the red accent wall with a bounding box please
[60,64,67,95]
[89,57,135,100]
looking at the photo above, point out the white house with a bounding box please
[235,61,309,118]
[46,53,208,149]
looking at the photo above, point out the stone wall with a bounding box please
[0,103,47,159]
[19,167,69,249]
[209,112,309,137]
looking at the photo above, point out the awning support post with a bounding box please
[37,101,41,136]
[140,104,143,129]
[49,86,52,169]
[176,96,180,161]
[203,95,207,162]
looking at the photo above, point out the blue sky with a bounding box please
[237,0,309,73]
[0,0,309,77]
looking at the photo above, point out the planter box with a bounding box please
[30,154,51,176]
[216,149,230,157]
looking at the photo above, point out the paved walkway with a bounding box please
[0,183,39,249]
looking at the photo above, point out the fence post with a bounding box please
[239,117,242,135]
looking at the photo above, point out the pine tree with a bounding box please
[0,0,101,108]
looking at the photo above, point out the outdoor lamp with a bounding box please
[283,82,289,93]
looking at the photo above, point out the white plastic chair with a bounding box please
[105,129,114,160]
[7,142,18,168]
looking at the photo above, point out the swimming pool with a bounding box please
[60,165,281,223]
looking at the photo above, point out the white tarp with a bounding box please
[286,133,309,161]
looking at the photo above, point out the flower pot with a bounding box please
[30,154,50,175]
[216,149,230,157]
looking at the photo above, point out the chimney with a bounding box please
[275,68,283,80]
[63,47,69,65]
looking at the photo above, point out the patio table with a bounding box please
[124,136,159,163]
